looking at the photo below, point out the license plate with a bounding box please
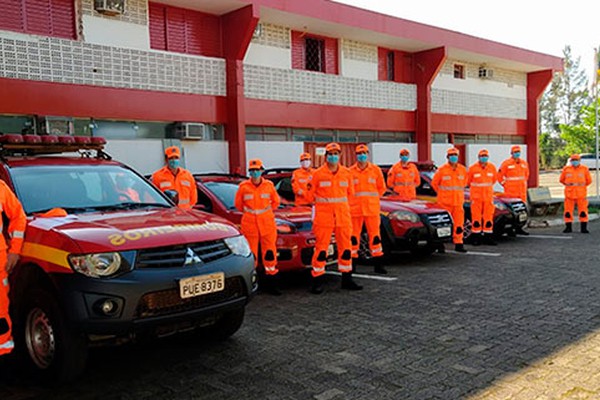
[437,227,452,238]
[179,273,225,299]
[327,244,335,256]
[518,213,528,222]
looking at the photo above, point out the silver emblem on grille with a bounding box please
[184,248,202,265]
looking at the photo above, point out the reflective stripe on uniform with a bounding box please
[260,193,271,199]
[393,182,415,186]
[243,194,254,200]
[299,179,308,183]
[339,181,348,187]
[368,178,376,184]
[159,182,171,188]
[439,185,464,191]
[470,182,493,187]
[312,266,325,273]
[11,231,24,239]
[2,278,7,287]
[244,206,272,215]
[179,199,190,204]
[315,197,348,203]
[354,192,379,197]
[505,177,525,181]
[0,340,14,350]
[319,181,332,187]
[181,181,191,187]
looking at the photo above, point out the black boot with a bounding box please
[374,257,387,274]
[454,244,467,253]
[515,226,530,236]
[264,274,282,296]
[471,233,482,246]
[581,222,590,234]
[563,223,572,233]
[341,273,363,291]
[310,275,324,295]
[483,234,497,246]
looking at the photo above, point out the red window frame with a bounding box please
[149,2,222,58]
[291,31,338,75]
[0,0,76,39]
[453,64,465,79]
[378,48,413,84]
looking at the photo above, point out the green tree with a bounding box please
[560,98,599,156]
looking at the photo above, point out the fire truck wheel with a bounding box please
[16,289,88,383]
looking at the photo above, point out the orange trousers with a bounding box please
[564,197,589,223]
[242,230,278,276]
[0,252,13,356]
[351,216,383,258]
[311,225,352,277]
[438,204,464,244]
[471,199,495,234]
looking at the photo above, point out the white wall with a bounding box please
[341,59,378,81]
[246,141,305,169]
[105,140,164,175]
[182,141,229,173]
[432,74,526,100]
[244,43,291,69]
[369,143,418,165]
[82,15,150,50]
[432,143,454,167]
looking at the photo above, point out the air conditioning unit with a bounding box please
[174,122,209,140]
[94,0,126,16]
[478,67,494,79]
[38,116,74,135]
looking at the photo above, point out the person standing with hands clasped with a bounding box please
[560,154,592,233]
[235,159,282,295]
[152,146,197,209]
[292,153,314,206]
[307,143,362,294]
[0,181,27,356]
[349,144,387,274]
[498,145,530,235]
[467,149,498,246]
[431,148,468,253]
[387,148,420,201]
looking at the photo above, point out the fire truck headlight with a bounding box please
[69,252,123,278]
[224,236,252,257]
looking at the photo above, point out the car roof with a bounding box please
[3,156,124,168]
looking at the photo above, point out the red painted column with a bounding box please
[413,47,446,162]
[526,69,554,188]
[221,5,259,174]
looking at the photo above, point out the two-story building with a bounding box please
[0,0,562,185]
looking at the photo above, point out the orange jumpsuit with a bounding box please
[387,162,420,201]
[560,165,592,223]
[468,162,498,235]
[349,162,386,258]
[498,158,529,202]
[432,163,468,244]
[0,180,27,356]
[234,179,281,275]
[291,167,314,205]
[307,165,354,277]
[117,188,141,203]
[152,166,197,209]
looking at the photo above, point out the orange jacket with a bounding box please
[560,165,592,199]
[467,162,498,201]
[291,167,314,205]
[307,165,354,228]
[431,163,468,207]
[152,166,197,209]
[387,162,420,201]
[117,188,141,203]
[234,178,281,236]
[349,162,386,217]
[498,158,529,200]
[0,180,27,255]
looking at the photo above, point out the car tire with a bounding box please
[204,307,245,341]
[14,289,88,383]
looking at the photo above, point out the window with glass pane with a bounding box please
[305,38,325,72]
[386,51,395,81]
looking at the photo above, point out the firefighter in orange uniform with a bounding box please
[292,153,314,205]
[349,144,387,274]
[387,148,420,201]
[560,154,592,233]
[431,148,468,253]
[115,173,141,203]
[467,149,498,246]
[151,146,197,209]
[307,143,362,294]
[0,181,27,356]
[234,159,282,295]
[498,145,529,235]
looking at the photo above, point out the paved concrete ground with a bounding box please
[2,221,600,400]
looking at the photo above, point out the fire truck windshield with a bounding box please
[10,165,172,215]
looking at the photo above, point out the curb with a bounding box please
[528,213,600,228]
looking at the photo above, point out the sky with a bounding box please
[335,0,600,85]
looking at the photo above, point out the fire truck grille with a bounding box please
[425,212,452,227]
[135,277,246,319]
[136,240,231,269]
[509,201,527,213]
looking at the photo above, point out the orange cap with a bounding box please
[399,148,410,156]
[249,159,264,169]
[511,145,521,154]
[300,152,311,161]
[570,154,581,161]
[447,147,459,156]
[325,142,341,153]
[478,149,489,157]
[355,144,369,153]
[165,146,181,159]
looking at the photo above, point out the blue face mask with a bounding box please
[327,154,340,164]
[448,155,459,164]
[249,170,262,179]
[572,160,580,167]
[400,155,410,163]
[513,152,521,159]
[479,156,489,163]
[168,158,180,169]
[357,154,368,163]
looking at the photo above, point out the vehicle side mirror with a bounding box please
[164,189,179,204]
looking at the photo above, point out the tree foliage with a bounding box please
[560,98,599,156]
